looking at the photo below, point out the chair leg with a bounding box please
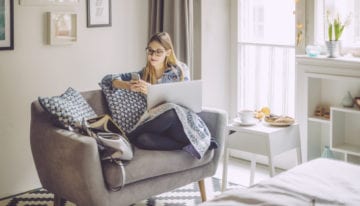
[198,179,207,202]
[54,194,65,206]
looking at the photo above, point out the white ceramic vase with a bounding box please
[321,146,335,159]
[341,91,354,107]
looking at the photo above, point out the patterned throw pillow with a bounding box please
[38,87,97,129]
[99,83,147,133]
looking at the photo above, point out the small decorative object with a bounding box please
[306,45,321,57]
[321,146,335,159]
[47,12,77,45]
[314,105,330,119]
[354,97,360,109]
[323,107,330,119]
[296,23,303,47]
[325,10,352,58]
[87,0,112,27]
[341,91,354,107]
[314,106,323,117]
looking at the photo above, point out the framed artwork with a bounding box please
[20,0,79,6]
[0,0,14,50]
[87,0,112,27]
[47,12,77,45]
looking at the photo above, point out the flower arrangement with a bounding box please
[326,10,352,41]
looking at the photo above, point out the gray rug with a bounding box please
[0,177,241,206]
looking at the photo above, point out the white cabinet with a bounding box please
[296,55,360,164]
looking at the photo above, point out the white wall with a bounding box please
[0,0,233,199]
[0,0,148,198]
[201,0,231,112]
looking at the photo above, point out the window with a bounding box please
[237,0,295,116]
[314,0,360,47]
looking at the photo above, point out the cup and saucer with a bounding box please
[234,109,259,126]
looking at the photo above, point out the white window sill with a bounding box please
[296,55,360,69]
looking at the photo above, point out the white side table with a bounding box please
[221,121,302,191]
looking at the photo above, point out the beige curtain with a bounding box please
[149,0,193,70]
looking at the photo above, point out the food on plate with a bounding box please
[264,114,295,125]
[255,106,271,120]
[261,107,271,115]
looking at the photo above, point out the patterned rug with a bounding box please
[0,177,241,206]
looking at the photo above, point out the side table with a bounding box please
[221,121,302,191]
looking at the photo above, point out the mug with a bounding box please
[238,110,255,123]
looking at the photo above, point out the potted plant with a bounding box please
[326,11,352,58]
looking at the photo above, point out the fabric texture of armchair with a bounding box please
[30,89,227,206]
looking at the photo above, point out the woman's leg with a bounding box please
[128,109,190,149]
[133,133,185,150]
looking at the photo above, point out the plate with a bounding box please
[233,118,258,126]
[264,115,295,127]
[264,120,295,127]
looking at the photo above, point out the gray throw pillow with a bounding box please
[38,87,97,129]
[99,83,147,133]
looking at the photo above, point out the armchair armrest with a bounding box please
[30,102,109,205]
[198,107,228,166]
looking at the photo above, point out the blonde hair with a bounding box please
[142,32,184,84]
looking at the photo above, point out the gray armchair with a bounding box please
[30,90,227,206]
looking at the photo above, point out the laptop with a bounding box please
[147,80,202,113]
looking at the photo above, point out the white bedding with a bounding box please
[201,158,360,206]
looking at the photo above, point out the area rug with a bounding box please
[0,177,241,206]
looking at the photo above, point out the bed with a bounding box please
[201,158,360,205]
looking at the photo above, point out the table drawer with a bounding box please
[227,132,268,155]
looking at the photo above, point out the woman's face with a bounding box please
[146,41,170,70]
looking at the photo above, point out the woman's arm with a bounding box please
[182,63,191,81]
[101,72,141,90]
[112,79,132,90]
[177,62,191,81]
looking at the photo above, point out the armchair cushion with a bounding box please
[102,147,214,189]
[38,87,97,129]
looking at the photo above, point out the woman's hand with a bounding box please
[129,79,150,95]
[112,79,132,90]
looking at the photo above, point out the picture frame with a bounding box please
[87,0,111,27]
[20,0,79,6]
[0,0,14,50]
[47,12,77,45]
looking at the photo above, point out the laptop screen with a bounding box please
[147,80,202,113]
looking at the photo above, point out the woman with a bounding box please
[112,32,190,93]
[104,32,216,155]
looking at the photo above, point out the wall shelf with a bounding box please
[296,55,360,164]
[308,116,330,124]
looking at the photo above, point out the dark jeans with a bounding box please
[128,109,190,150]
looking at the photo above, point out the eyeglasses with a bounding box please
[145,47,165,57]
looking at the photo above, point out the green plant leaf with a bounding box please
[328,23,333,41]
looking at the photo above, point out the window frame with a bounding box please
[313,0,360,48]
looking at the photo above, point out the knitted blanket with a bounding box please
[131,103,211,159]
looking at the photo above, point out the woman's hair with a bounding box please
[142,32,184,84]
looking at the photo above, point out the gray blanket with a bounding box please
[131,103,211,159]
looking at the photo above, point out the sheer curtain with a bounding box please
[237,0,295,116]
[149,0,193,69]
